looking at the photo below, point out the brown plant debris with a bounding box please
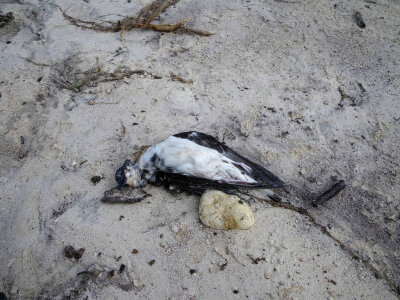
[247,255,266,264]
[56,64,161,93]
[170,72,193,84]
[288,111,304,123]
[60,0,212,37]
[64,245,85,260]
[101,187,151,204]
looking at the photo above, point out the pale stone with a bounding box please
[199,190,255,230]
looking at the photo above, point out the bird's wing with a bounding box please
[173,131,285,189]
[155,171,263,195]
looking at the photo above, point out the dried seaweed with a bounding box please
[60,0,212,37]
[22,57,53,67]
[56,63,162,93]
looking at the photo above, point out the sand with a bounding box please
[0,0,399,298]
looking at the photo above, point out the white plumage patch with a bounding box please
[137,136,256,183]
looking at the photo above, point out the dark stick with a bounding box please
[101,194,151,204]
[313,180,346,206]
[101,187,151,204]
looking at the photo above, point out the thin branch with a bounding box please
[59,0,212,36]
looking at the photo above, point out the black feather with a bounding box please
[115,159,132,188]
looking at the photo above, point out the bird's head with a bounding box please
[115,159,146,188]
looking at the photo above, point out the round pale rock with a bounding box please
[199,190,255,230]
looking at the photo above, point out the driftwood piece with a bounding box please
[101,187,151,204]
[313,180,346,206]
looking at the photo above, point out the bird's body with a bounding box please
[138,135,257,184]
[115,131,286,195]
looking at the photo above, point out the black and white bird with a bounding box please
[115,131,286,197]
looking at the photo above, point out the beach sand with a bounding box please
[0,0,399,298]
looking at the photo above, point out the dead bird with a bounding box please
[115,131,286,198]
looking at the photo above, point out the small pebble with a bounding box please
[91,175,103,185]
[148,259,155,266]
[132,248,139,254]
[189,269,196,275]
[171,224,180,233]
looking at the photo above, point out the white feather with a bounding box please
[138,136,256,183]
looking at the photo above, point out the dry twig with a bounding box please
[313,180,346,206]
[60,0,212,37]
[57,66,162,92]
[170,72,193,84]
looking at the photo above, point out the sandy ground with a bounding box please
[0,0,399,298]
